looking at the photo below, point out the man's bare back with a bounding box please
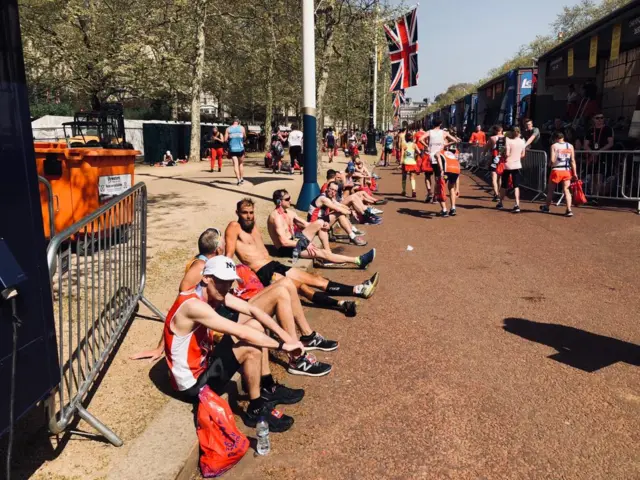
[267,209,296,249]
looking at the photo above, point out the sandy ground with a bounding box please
[8,153,316,480]
[219,163,640,479]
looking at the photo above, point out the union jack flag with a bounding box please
[384,8,418,92]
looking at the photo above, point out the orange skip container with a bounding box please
[35,142,139,239]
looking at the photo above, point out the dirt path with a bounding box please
[228,167,640,479]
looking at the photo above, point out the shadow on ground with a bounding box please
[503,317,640,372]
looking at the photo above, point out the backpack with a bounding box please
[197,386,249,478]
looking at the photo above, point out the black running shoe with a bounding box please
[244,405,294,432]
[539,205,550,213]
[287,354,332,377]
[425,194,433,203]
[492,194,499,202]
[358,248,376,269]
[438,210,449,217]
[512,205,521,213]
[341,300,357,317]
[565,209,574,217]
[496,202,504,209]
[450,208,457,216]
[301,332,338,352]
[261,381,305,406]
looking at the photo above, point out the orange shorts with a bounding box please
[549,170,572,184]
[402,164,419,173]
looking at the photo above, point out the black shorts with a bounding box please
[276,233,310,258]
[256,260,291,287]
[385,147,393,153]
[290,146,303,166]
[229,150,245,159]
[183,334,240,400]
[502,169,522,188]
[431,163,442,177]
[445,172,459,185]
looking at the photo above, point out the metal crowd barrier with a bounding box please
[45,182,165,446]
[550,150,640,213]
[459,142,548,200]
[38,175,55,239]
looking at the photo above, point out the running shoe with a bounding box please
[438,210,449,217]
[372,174,382,180]
[287,353,332,377]
[301,332,339,352]
[496,202,504,209]
[539,205,550,213]
[425,194,433,203]
[358,272,380,299]
[351,226,366,236]
[450,208,457,216]
[357,248,376,270]
[370,208,384,215]
[401,190,406,196]
[350,235,368,246]
[218,167,221,172]
[411,192,417,198]
[341,300,357,317]
[261,381,305,406]
[492,194,499,202]
[237,180,242,186]
[210,169,214,173]
[512,205,521,213]
[565,209,574,217]
[374,199,388,206]
[364,214,383,225]
[244,405,294,432]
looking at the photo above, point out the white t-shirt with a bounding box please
[505,137,526,170]
[288,130,303,147]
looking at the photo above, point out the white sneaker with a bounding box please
[370,208,383,215]
[351,226,366,236]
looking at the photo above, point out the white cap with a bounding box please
[166,150,171,155]
[202,256,241,281]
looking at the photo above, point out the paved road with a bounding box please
[235,169,640,480]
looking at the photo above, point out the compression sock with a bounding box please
[411,177,416,191]
[401,175,407,192]
[326,281,356,296]
[261,374,274,390]
[311,292,339,307]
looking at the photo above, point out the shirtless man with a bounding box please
[226,198,379,312]
[162,255,306,431]
[268,189,376,269]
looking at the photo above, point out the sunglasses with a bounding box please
[283,197,291,201]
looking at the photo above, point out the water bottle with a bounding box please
[291,247,299,265]
[256,417,270,456]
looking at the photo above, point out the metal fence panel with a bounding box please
[45,182,165,446]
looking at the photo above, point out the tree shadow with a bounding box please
[503,317,640,372]
[396,207,435,219]
[138,173,274,203]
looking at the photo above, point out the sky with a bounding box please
[387,0,584,102]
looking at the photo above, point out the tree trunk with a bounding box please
[264,59,273,152]
[189,0,206,162]
[170,89,179,120]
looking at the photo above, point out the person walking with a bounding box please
[401,131,419,198]
[224,118,246,185]
[325,128,336,163]
[485,125,506,201]
[541,131,577,217]
[289,124,304,175]
[497,127,526,213]
[210,126,225,173]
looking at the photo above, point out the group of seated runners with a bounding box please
[132,196,381,433]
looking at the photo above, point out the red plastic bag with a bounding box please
[436,177,447,202]
[570,178,587,206]
[496,160,505,175]
[197,386,249,478]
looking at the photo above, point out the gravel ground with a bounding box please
[222,163,640,480]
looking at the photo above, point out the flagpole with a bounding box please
[365,0,379,155]
[297,0,319,211]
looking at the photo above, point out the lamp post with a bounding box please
[297,0,319,211]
